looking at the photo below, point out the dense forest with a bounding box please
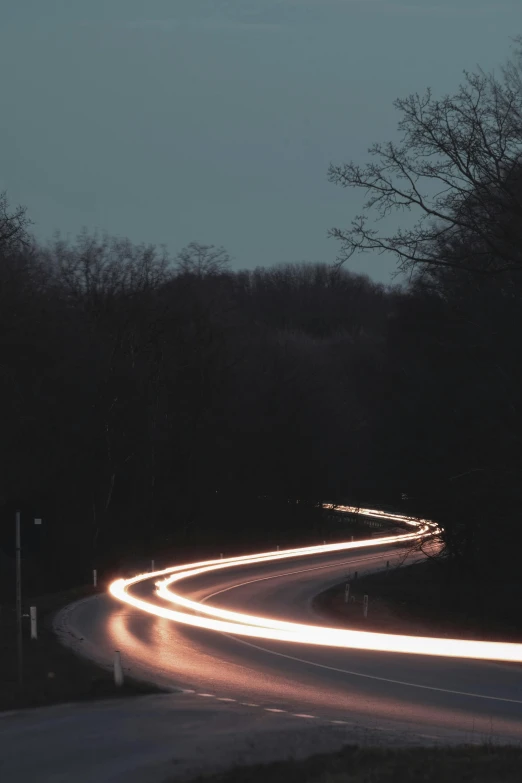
[1,40,522,618]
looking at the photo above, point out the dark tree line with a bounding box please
[329,36,522,619]
[0,225,395,592]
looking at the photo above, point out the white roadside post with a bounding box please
[151,559,155,572]
[363,595,369,618]
[344,583,350,603]
[30,606,37,640]
[114,651,124,686]
[93,569,97,587]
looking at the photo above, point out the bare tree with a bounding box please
[175,241,231,277]
[328,38,522,277]
[43,229,172,308]
[0,191,32,252]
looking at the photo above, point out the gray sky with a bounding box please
[1,2,520,282]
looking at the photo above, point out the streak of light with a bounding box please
[108,506,522,663]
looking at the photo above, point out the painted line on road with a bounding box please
[182,691,340,725]
[200,549,419,604]
[224,634,522,706]
[178,688,345,726]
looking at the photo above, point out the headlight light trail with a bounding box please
[110,506,522,664]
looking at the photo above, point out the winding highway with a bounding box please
[59,507,522,745]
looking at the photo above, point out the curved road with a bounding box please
[58,533,522,746]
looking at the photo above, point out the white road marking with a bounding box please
[223,635,522,706]
[264,708,286,713]
[201,549,422,603]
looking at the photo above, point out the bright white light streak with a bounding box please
[108,507,522,663]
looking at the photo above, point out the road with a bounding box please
[60,532,522,743]
[4,516,522,782]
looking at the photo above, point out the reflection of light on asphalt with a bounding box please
[110,506,522,663]
[109,613,166,667]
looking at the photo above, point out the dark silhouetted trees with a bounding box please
[328,37,522,615]
[0,215,397,592]
[328,38,522,277]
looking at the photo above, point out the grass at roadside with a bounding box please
[313,556,522,643]
[188,745,522,783]
[0,585,163,712]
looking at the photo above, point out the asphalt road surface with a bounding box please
[3,536,522,782]
[60,539,522,741]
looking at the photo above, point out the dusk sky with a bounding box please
[1,1,520,282]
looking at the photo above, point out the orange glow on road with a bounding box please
[109,506,522,663]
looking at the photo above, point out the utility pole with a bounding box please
[15,510,23,686]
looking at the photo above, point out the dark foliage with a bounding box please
[0,230,392,595]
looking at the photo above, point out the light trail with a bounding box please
[109,505,522,663]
